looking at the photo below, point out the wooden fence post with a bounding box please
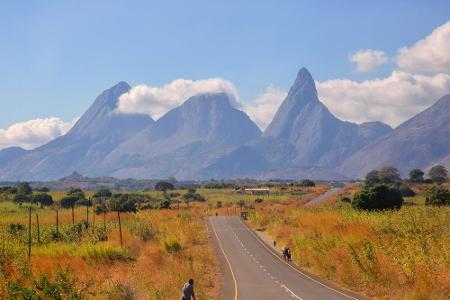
[28,206,32,258]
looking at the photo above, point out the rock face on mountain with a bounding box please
[339,94,450,178]
[98,92,262,179]
[2,67,447,181]
[0,147,27,168]
[264,68,392,168]
[202,68,392,179]
[0,82,153,180]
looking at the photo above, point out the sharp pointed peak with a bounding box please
[110,81,131,92]
[294,67,314,85]
[285,66,318,101]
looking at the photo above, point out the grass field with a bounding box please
[1,183,448,299]
[0,200,220,299]
[247,184,450,299]
[0,185,323,299]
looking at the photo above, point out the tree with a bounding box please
[67,187,85,199]
[158,199,171,209]
[428,165,448,184]
[425,186,450,206]
[378,166,401,185]
[399,185,415,197]
[77,198,93,222]
[352,184,403,211]
[182,191,205,203]
[154,181,174,193]
[300,179,315,187]
[107,197,137,247]
[33,193,54,207]
[17,182,32,195]
[365,170,380,186]
[409,169,424,183]
[60,196,79,208]
[93,189,112,198]
[14,194,30,207]
[60,195,79,225]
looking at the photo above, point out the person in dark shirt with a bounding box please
[181,278,196,300]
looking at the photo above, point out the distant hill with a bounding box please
[1,68,448,181]
[339,94,450,178]
[201,68,392,179]
[98,92,262,179]
[0,82,153,180]
[0,147,26,168]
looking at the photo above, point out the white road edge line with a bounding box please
[237,218,361,300]
[281,284,304,300]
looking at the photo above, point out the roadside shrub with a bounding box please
[8,223,25,234]
[237,199,245,208]
[8,270,85,300]
[163,237,182,253]
[428,165,448,184]
[425,186,450,206]
[352,184,403,210]
[300,179,315,187]
[254,198,264,204]
[216,201,222,208]
[340,196,351,203]
[158,199,171,209]
[137,223,155,241]
[399,185,416,197]
[182,192,205,202]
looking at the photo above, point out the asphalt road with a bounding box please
[208,216,367,300]
[304,187,341,206]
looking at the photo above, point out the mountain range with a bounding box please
[0,68,448,181]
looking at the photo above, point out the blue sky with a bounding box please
[1,1,450,149]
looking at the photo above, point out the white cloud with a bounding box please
[117,78,239,120]
[242,86,287,130]
[316,71,450,127]
[349,49,389,72]
[396,21,450,74]
[0,117,76,150]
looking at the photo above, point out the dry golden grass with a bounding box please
[247,187,450,300]
[0,203,220,299]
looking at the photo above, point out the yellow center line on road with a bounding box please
[238,218,361,300]
[210,218,238,300]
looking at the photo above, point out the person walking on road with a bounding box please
[283,247,292,261]
[181,278,196,300]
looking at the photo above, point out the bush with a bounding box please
[138,223,154,241]
[33,193,54,207]
[425,186,450,206]
[154,181,174,192]
[9,223,25,234]
[378,166,401,185]
[163,237,182,253]
[300,179,315,187]
[352,184,403,211]
[340,196,351,203]
[216,201,222,208]
[254,198,264,204]
[158,199,171,209]
[399,185,416,197]
[182,192,205,202]
[428,165,448,184]
[8,270,85,300]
